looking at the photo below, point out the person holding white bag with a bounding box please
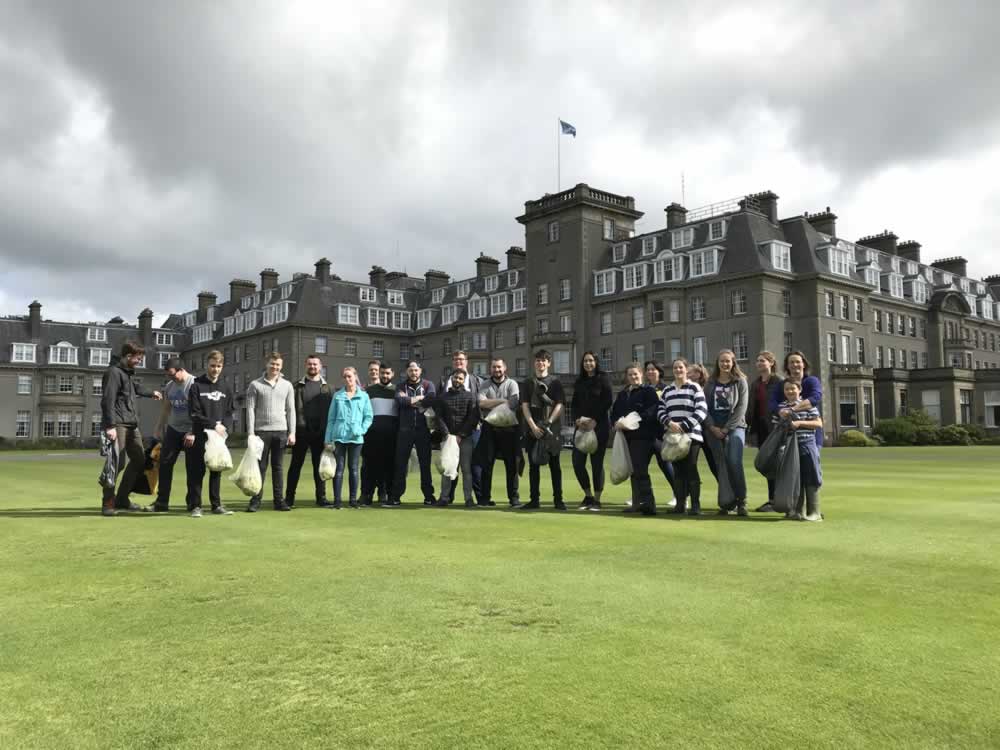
[657,357,708,517]
[570,351,612,511]
[430,369,480,507]
[477,358,522,508]
[610,364,661,516]
[187,350,235,516]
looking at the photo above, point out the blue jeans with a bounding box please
[334,442,362,503]
[722,427,747,500]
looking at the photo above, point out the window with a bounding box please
[652,338,665,362]
[921,352,928,369]
[862,387,874,427]
[599,348,614,372]
[515,358,528,378]
[184,312,197,327]
[839,388,858,427]
[456,282,471,298]
[553,351,570,374]
[367,308,389,328]
[887,313,895,335]
[442,338,452,356]
[560,313,572,332]
[206,307,216,321]
[314,336,327,354]
[594,270,616,296]
[670,339,682,362]
[899,349,906,369]
[888,348,895,368]
[692,336,707,364]
[558,278,571,301]
[507,270,519,287]
[57,412,72,437]
[897,314,905,334]
[828,247,853,277]
[417,309,433,329]
[442,304,459,326]
[921,390,941,423]
[690,296,706,321]
[854,299,863,322]
[494,329,504,349]
[690,248,718,277]
[842,333,852,365]
[730,289,747,316]
[985,390,1000,428]
[537,284,549,305]
[59,376,73,394]
[908,317,916,337]
[387,290,404,306]
[876,346,884,367]
[910,351,918,369]
[840,295,849,319]
[642,236,658,256]
[515,325,526,345]
[603,218,615,241]
[86,327,107,342]
[547,220,560,242]
[769,241,791,272]
[632,305,645,330]
[17,374,32,394]
[158,352,179,369]
[653,254,684,284]
[912,281,929,304]
[652,300,664,324]
[472,362,488,378]
[624,264,646,291]
[827,332,837,362]
[782,290,792,317]
[431,288,445,305]
[536,317,550,334]
[471,332,487,351]
[732,332,748,361]
[391,311,411,330]
[825,292,835,317]
[16,410,31,438]
[91,413,102,437]
[467,297,487,320]
[709,220,726,241]
[89,348,111,367]
[49,342,78,365]
[783,331,793,356]
[42,375,55,394]
[671,228,694,249]
[12,343,36,363]
[601,311,613,335]
[337,304,359,325]
[483,294,506,318]
[856,338,866,365]
[511,288,526,312]
[372,340,384,358]
[888,274,904,299]
[485,275,499,294]
[669,300,680,323]
[280,283,293,300]
[241,295,253,310]
[344,337,357,357]
[360,287,377,303]
[631,344,646,363]
[611,243,627,264]
[42,413,55,437]
[864,267,880,287]
[875,310,883,333]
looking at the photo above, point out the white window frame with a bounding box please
[456,281,471,298]
[155,332,174,347]
[485,275,499,293]
[641,235,658,256]
[442,304,460,326]
[359,286,377,303]
[12,343,37,363]
[612,243,627,264]
[337,304,360,326]
[89,348,112,367]
[49,342,78,365]
[603,218,615,241]
[888,273,905,299]
[536,284,549,306]
[730,289,747,316]
[547,220,560,243]
[16,410,32,438]
[709,219,727,241]
[691,296,706,321]
[490,293,509,317]
[559,278,571,301]
[671,228,694,249]
[689,248,719,278]
[593,270,616,296]
[417,309,433,330]
[829,247,854,277]
[431,288,445,305]
[512,288,526,312]
[224,317,235,337]
[184,312,196,327]
[280,283,293,300]
[768,241,792,272]
[865,267,880,287]
[652,252,683,284]
[732,331,748,361]
[17,374,32,394]
[391,311,411,330]
[507,270,519,287]
[367,308,389,328]
[600,311,612,335]
[387,290,405,306]
[468,297,487,320]
[623,263,647,291]
[86,327,108,343]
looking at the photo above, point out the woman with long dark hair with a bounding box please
[611,363,661,515]
[747,351,783,512]
[704,349,749,516]
[570,351,613,510]
[768,350,824,449]
[657,357,708,516]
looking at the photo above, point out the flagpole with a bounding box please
[557,118,561,192]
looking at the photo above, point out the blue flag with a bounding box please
[559,119,577,137]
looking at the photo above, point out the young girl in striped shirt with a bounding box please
[657,358,708,516]
[774,379,824,521]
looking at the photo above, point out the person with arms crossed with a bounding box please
[287,354,333,507]
[389,360,437,506]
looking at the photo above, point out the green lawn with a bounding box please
[1,447,998,749]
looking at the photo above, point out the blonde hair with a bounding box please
[712,349,746,380]
[207,350,224,364]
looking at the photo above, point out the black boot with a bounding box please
[687,481,702,516]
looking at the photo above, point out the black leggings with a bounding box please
[571,426,609,497]
[671,442,702,504]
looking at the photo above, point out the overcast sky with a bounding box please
[2,0,999,326]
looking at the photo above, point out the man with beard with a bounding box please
[287,354,333,507]
[360,361,398,505]
[477,358,522,508]
[390,360,436,506]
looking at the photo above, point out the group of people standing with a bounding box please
[98,340,825,522]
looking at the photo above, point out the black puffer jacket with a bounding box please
[100,357,155,429]
[432,388,480,438]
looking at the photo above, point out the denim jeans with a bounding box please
[334,442,362,503]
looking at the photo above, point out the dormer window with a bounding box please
[887,273,904,299]
[641,236,658,256]
[890,256,901,273]
[86,327,107,343]
[490,293,509,316]
[828,247,853,277]
[387,290,404,306]
[456,281,470,298]
[360,286,377,303]
[468,297,487,319]
[976,282,986,296]
[671,228,694,249]
[941,272,953,286]
[280,283,292,299]
[623,263,647,291]
[431,288,445,304]
[337,305,359,325]
[184,312,196,327]
[960,279,971,293]
[768,241,792,272]
[507,270,519,287]
[512,288,526,312]
[690,248,719,278]
[485,275,499,293]
[612,243,627,263]
[709,219,727,241]
[49,341,78,365]
[241,295,253,310]
[653,253,684,284]
[367,308,389,328]
[13,343,37,363]
[864,267,880,287]
[593,269,616,296]
[442,304,460,325]
[906,261,918,276]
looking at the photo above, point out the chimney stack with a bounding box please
[857,230,898,256]
[665,202,687,229]
[314,258,331,285]
[369,265,387,291]
[746,191,779,223]
[897,241,922,263]
[505,246,526,269]
[138,308,154,347]
[804,207,837,237]
[28,301,42,339]
[197,291,217,312]
[260,268,279,290]
[984,274,1000,299]
[475,253,500,279]
[424,269,450,290]
[931,256,968,278]
[229,278,256,306]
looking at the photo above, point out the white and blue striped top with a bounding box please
[657,381,708,443]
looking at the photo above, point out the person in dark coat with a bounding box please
[519,350,565,511]
[570,351,613,511]
[187,349,236,515]
[99,341,163,516]
[389,361,437,506]
[287,354,333,507]
[747,350,783,512]
[431,369,480,507]
[611,364,662,516]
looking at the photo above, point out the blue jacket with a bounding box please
[325,388,373,445]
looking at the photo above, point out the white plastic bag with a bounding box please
[609,431,633,485]
[660,431,692,462]
[424,407,437,432]
[485,402,518,427]
[574,428,598,455]
[204,429,233,472]
[319,448,336,481]
[439,435,459,479]
[616,411,641,431]
[231,435,264,497]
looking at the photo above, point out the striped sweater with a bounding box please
[657,381,708,443]
[773,400,822,449]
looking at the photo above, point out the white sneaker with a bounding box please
[625,498,633,507]
[190,507,203,518]
[802,512,823,522]
[666,496,677,508]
